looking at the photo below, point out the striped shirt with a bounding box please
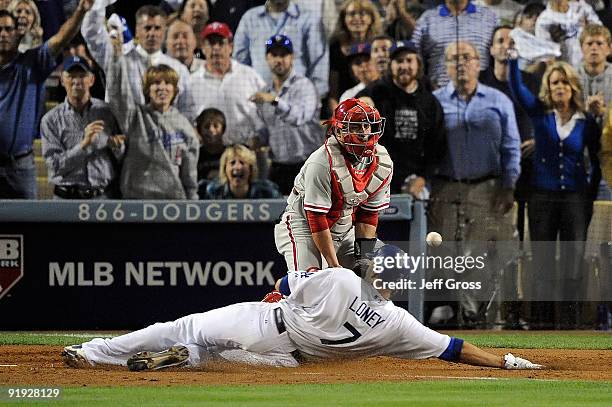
[41,98,123,189]
[412,2,499,88]
[256,71,323,164]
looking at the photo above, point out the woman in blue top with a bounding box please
[508,52,601,328]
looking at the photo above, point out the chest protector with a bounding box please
[325,137,393,211]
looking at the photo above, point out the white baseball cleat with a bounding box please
[62,344,93,368]
[503,353,543,370]
[127,345,190,372]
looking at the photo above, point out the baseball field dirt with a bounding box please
[1,345,610,386]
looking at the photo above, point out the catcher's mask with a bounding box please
[324,98,385,162]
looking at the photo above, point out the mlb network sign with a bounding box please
[0,235,24,300]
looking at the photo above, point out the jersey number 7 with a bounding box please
[320,322,362,345]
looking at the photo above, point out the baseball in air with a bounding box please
[426,232,443,247]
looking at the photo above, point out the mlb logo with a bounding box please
[0,235,24,300]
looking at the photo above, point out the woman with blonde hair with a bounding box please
[8,0,42,52]
[328,0,382,112]
[508,53,601,329]
[202,144,281,199]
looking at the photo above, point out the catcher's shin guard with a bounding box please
[127,345,190,371]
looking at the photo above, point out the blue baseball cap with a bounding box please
[62,56,93,73]
[389,40,418,60]
[347,42,371,63]
[266,34,293,54]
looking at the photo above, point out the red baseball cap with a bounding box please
[201,22,233,41]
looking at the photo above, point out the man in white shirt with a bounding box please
[190,22,266,145]
[165,17,204,74]
[81,2,197,120]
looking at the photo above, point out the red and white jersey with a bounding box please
[283,136,393,237]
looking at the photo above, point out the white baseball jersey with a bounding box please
[280,268,450,361]
[77,267,450,369]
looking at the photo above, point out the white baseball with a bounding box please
[426,232,443,247]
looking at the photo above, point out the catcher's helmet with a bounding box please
[326,98,385,160]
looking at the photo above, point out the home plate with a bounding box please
[0,364,18,367]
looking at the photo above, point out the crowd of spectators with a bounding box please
[0,0,611,327]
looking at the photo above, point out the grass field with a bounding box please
[1,331,611,406]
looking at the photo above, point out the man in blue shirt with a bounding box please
[430,40,521,327]
[0,0,94,198]
[233,0,329,98]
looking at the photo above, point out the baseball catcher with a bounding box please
[274,98,392,271]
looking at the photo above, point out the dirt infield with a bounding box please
[1,345,611,386]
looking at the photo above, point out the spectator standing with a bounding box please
[370,34,393,77]
[295,0,339,39]
[357,40,446,195]
[177,0,209,50]
[202,144,281,199]
[249,34,323,195]
[0,0,95,198]
[108,34,199,199]
[8,0,42,51]
[82,3,196,120]
[329,0,382,111]
[577,24,612,121]
[233,0,329,98]
[412,0,498,88]
[208,0,266,35]
[431,41,521,325]
[577,24,611,199]
[535,0,601,67]
[510,2,561,71]
[190,21,266,144]
[383,0,420,41]
[508,53,601,328]
[41,56,124,199]
[340,42,378,101]
[165,17,204,73]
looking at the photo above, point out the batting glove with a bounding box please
[503,353,543,370]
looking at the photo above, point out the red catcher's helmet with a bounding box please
[327,98,385,160]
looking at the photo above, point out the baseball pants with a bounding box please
[80,302,299,367]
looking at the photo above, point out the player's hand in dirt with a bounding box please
[503,353,543,370]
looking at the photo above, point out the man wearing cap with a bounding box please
[81,3,196,120]
[190,21,266,145]
[249,34,322,195]
[0,0,95,198]
[233,0,329,97]
[356,41,446,196]
[340,42,378,102]
[166,17,204,74]
[41,56,124,199]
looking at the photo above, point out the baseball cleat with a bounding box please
[503,353,543,370]
[62,344,92,368]
[127,345,189,372]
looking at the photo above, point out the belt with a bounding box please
[435,174,496,185]
[54,185,108,199]
[274,308,306,364]
[0,150,33,166]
